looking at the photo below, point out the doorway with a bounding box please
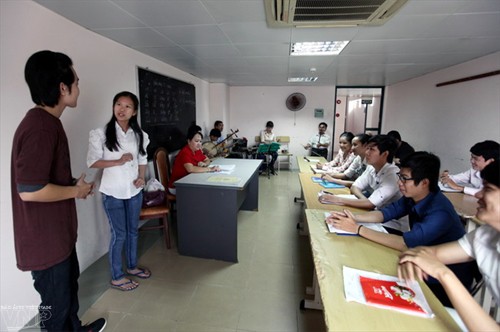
[332,87,385,151]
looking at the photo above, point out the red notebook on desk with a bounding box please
[359,276,429,317]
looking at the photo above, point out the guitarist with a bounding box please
[214,120,225,145]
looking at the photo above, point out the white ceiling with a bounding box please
[34,0,500,87]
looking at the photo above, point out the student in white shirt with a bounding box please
[304,122,331,159]
[440,140,499,196]
[87,91,151,292]
[317,131,355,174]
[321,133,370,187]
[399,160,500,332]
[319,135,407,232]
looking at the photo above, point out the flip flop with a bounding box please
[127,267,151,279]
[110,279,138,291]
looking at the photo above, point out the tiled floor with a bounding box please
[79,170,326,332]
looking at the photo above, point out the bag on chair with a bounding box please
[142,178,165,208]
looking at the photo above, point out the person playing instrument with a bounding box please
[202,128,225,159]
[316,131,356,173]
[398,160,500,331]
[321,133,370,187]
[168,127,220,195]
[440,140,499,196]
[258,121,279,175]
[304,122,331,159]
[214,120,225,144]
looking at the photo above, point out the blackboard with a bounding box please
[138,67,196,158]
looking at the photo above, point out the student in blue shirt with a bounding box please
[327,151,473,307]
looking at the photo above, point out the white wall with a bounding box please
[0,1,210,329]
[2,1,499,330]
[229,86,337,164]
[383,52,500,172]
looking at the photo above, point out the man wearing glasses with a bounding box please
[327,151,473,308]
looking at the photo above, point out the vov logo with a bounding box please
[1,305,52,331]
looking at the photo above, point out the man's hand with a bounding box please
[75,173,94,199]
[326,209,357,233]
[398,246,444,282]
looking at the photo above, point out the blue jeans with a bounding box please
[31,248,81,331]
[102,192,142,281]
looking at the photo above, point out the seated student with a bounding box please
[398,160,499,331]
[327,152,474,307]
[440,140,499,196]
[387,130,415,166]
[213,120,225,145]
[321,133,370,187]
[167,128,220,195]
[257,121,279,174]
[319,135,407,232]
[202,128,224,159]
[304,122,331,159]
[316,132,355,173]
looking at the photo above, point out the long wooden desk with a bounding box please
[444,192,482,232]
[304,209,460,331]
[298,173,367,213]
[296,155,327,173]
[175,158,261,262]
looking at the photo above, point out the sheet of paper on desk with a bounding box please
[323,212,387,234]
[311,177,346,188]
[207,176,241,183]
[211,164,236,174]
[307,158,321,163]
[318,192,357,204]
[310,165,327,174]
[438,182,462,192]
[343,266,434,318]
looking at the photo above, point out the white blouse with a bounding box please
[87,123,150,199]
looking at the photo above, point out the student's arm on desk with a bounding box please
[328,209,407,251]
[398,244,497,332]
[319,187,375,209]
[346,185,377,209]
[184,163,219,173]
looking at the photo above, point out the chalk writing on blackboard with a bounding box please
[138,67,196,158]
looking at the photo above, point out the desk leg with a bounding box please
[300,269,324,310]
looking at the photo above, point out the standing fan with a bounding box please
[286,93,306,111]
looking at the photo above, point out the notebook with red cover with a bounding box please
[359,276,428,316]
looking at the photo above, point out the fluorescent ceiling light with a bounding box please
[288,77,318,83]
[291,41,350,56]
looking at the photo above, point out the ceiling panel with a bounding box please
[33,0,500,86]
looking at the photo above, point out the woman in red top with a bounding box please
[168,127,220,194]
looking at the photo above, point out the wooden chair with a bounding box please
[139,148,171,249]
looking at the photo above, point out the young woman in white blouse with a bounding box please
[87,91,151,291]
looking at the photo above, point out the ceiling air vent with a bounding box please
[264,0,408,28]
